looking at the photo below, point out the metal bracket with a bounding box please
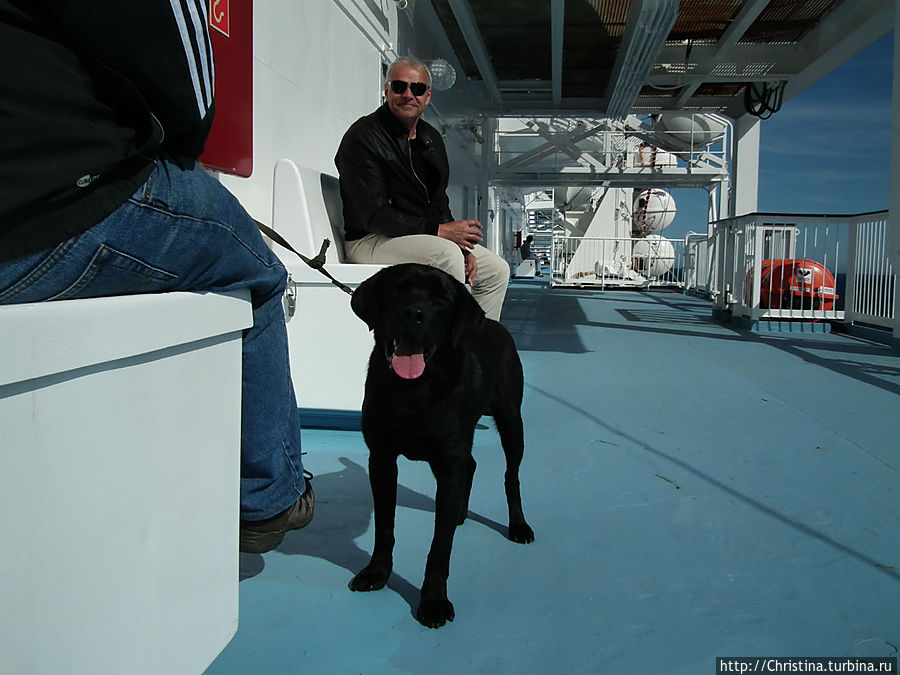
[284,274,297,318]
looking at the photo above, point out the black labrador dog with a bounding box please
[349,263,534,628]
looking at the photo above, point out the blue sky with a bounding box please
[666,30,894,239]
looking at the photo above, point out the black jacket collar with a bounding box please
[375,102,435,147]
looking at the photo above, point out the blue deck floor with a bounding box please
[207,281,900,674]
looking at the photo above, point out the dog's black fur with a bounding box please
[349,263,534,628]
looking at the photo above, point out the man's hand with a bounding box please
[437,220,483,251]
[464,251,477,285]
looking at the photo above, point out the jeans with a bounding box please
[0,157,306,521]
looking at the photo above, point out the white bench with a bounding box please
[271,158,385,426]
[513,258,536,277]
[0,290,250,674]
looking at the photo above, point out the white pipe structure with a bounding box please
[607,0,679,118]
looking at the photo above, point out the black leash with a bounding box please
[254,219,354,296]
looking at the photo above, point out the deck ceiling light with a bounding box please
[428,58,457,91]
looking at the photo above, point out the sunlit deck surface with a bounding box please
[207,280,900,674]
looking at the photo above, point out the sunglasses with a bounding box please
[388,80,430,96]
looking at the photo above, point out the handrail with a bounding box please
[542,210,895,338]
[711,209,888,221]
[708,211,894,329]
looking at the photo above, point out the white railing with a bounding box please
[705,211,895,329]
[683,231,716,295]
[846,212,896,328]
[546,211,896,336]
[550,235,687,288]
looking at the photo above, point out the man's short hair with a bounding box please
[386,56,431,87]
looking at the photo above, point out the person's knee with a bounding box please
[477,251,510,287]
[424,239,466,282]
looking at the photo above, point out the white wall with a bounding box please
[444,141,481,223]
[219,0,395,223]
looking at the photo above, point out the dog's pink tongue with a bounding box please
[392,340,426,379]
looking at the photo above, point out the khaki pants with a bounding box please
[345,233,509,321]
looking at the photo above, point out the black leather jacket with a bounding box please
[335,103,453,242]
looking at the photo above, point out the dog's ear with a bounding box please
[451,283,486,344]
[351,268,383,331]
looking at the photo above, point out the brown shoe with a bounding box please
[240,473,315,553]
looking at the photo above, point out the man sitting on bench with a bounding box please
[335,56,509,321]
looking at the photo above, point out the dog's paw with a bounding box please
[416,596,455,629]
[508,522,535,544]
[349,565,390,592]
